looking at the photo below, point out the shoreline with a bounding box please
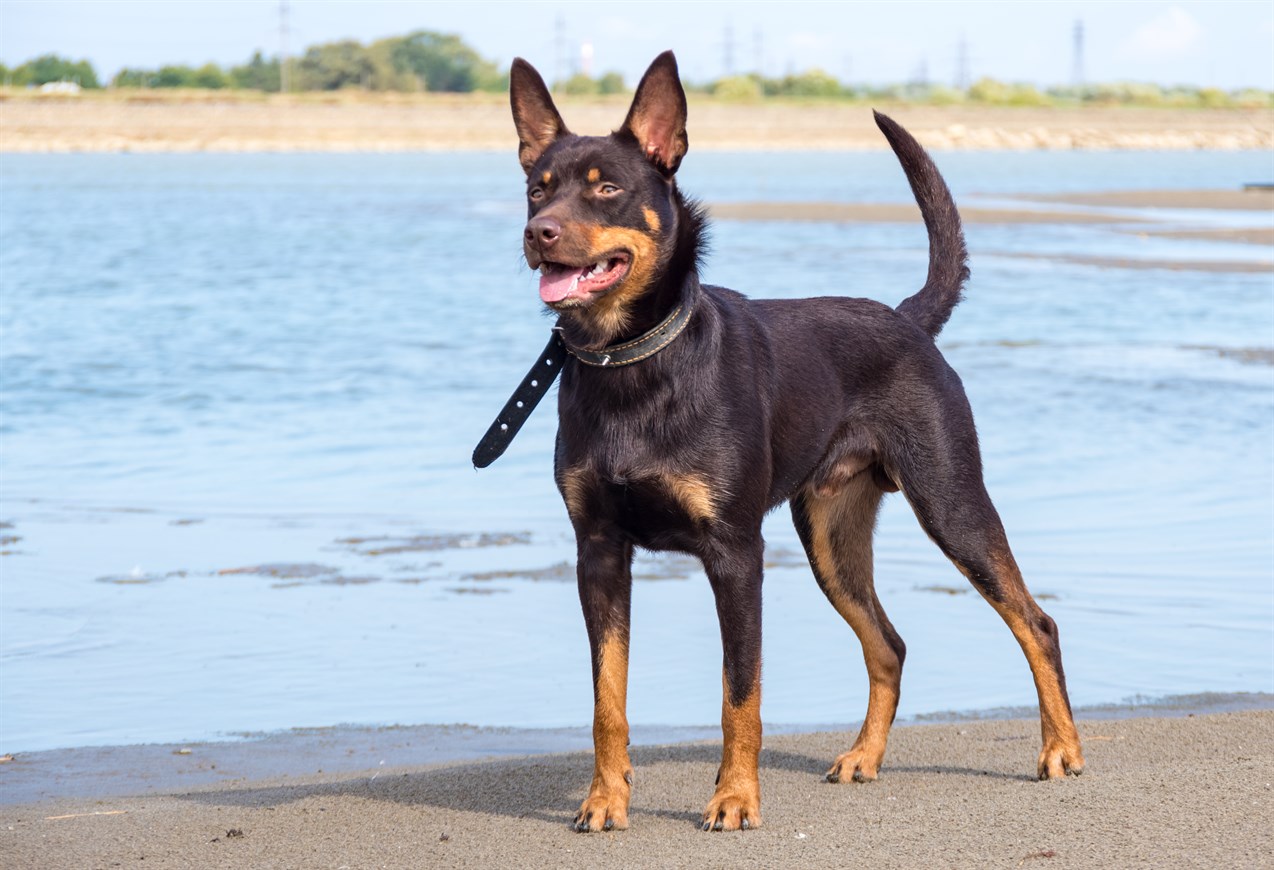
[2,98,1271,152]
[2,704,1270,869]
[3,691,1268,807]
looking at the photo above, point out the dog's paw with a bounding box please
[1037,741,1085,780]
[824,747,882,784]
[701,784,761,832]
[572,780,631,833]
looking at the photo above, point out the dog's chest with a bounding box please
[562,462,714,553]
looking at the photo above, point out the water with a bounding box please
[1,151,1271,753]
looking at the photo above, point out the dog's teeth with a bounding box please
[592,261,606,274]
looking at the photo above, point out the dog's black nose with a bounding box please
[525,215,562,249]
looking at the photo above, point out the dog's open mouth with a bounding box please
[538,254,631,304]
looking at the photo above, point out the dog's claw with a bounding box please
[603,819,614,831]
[702,821,711,831]
[741,818,750,830]
[825,770,841,784]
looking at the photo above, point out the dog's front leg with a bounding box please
[702,540,764,831]
[572,532,635,833]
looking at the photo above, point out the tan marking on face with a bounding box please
[541,170,552,185]
[663,473,715,523]
[642,207,661,233]
[587,168,601,183]
[577,225,661,340]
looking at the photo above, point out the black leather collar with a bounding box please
[559,296,695,367]
[472,296,695,468]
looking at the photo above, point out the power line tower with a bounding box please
[912,57,929,87]
[753,28,763,75]
[554,14,567,89]
[279,0,290,94]
[723,23,735,77]
[1072,19,1085,87]
[955,35,970,90]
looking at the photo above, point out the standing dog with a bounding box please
[503,51,1083,833]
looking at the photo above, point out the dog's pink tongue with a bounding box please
[539,264,586,303]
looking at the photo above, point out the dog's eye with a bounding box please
[529,187,545,202]
[597,183,621,196]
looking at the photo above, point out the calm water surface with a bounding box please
[2,150,1272,752]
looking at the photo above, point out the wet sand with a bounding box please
[986,251,1273,274]
[708,201,1157,225]
[708,194,1274,273]
[2,708,1270,869]
[1,94,1270,152]
[1010,189,1274,211]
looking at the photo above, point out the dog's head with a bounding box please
[510,51,691,342]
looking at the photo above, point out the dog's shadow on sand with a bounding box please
[178,742,1029,827]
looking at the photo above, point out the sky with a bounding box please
[2,0,1272,89]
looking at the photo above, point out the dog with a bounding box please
[500,50,1084,833]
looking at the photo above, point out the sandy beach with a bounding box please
[2,707,1270,869]
[1,92,1271,152]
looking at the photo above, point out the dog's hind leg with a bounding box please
[790,474,904,783]
[572,533,636,832]
[888,406,1085,780]
[700,536,765,831]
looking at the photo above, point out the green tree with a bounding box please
[776,69,842,98]
[191,62,228,89]
[385,30,501,92]
[713,75,763,102]
[596,71,626,95]
[559,73,597,95]
[229,51,281,91]
[154,65,198,88]
[12,54,100,88]
[296,40,376,90]
[112,67,155,87]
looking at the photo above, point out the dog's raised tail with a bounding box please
[874,110,969,339]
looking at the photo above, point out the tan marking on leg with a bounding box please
[978,550,1084,779]
[559,466,590,520]
[704,671,761,831]
[576,634,632,831]
[541,170,552,185]
[662,473,716,524]
[803,478,899,783]
[587,168,601,183]
[642,206,661,233]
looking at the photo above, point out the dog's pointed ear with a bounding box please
[619,50,688,175]
[510,58,569,173]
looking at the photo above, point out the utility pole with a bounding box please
[753,28,763,76]
[913,57,929,87]
[1072,19,1085,87]
[955,35,970,91]
[723,23,735,77]
[279,0,290,94]
[553,15,567,89]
